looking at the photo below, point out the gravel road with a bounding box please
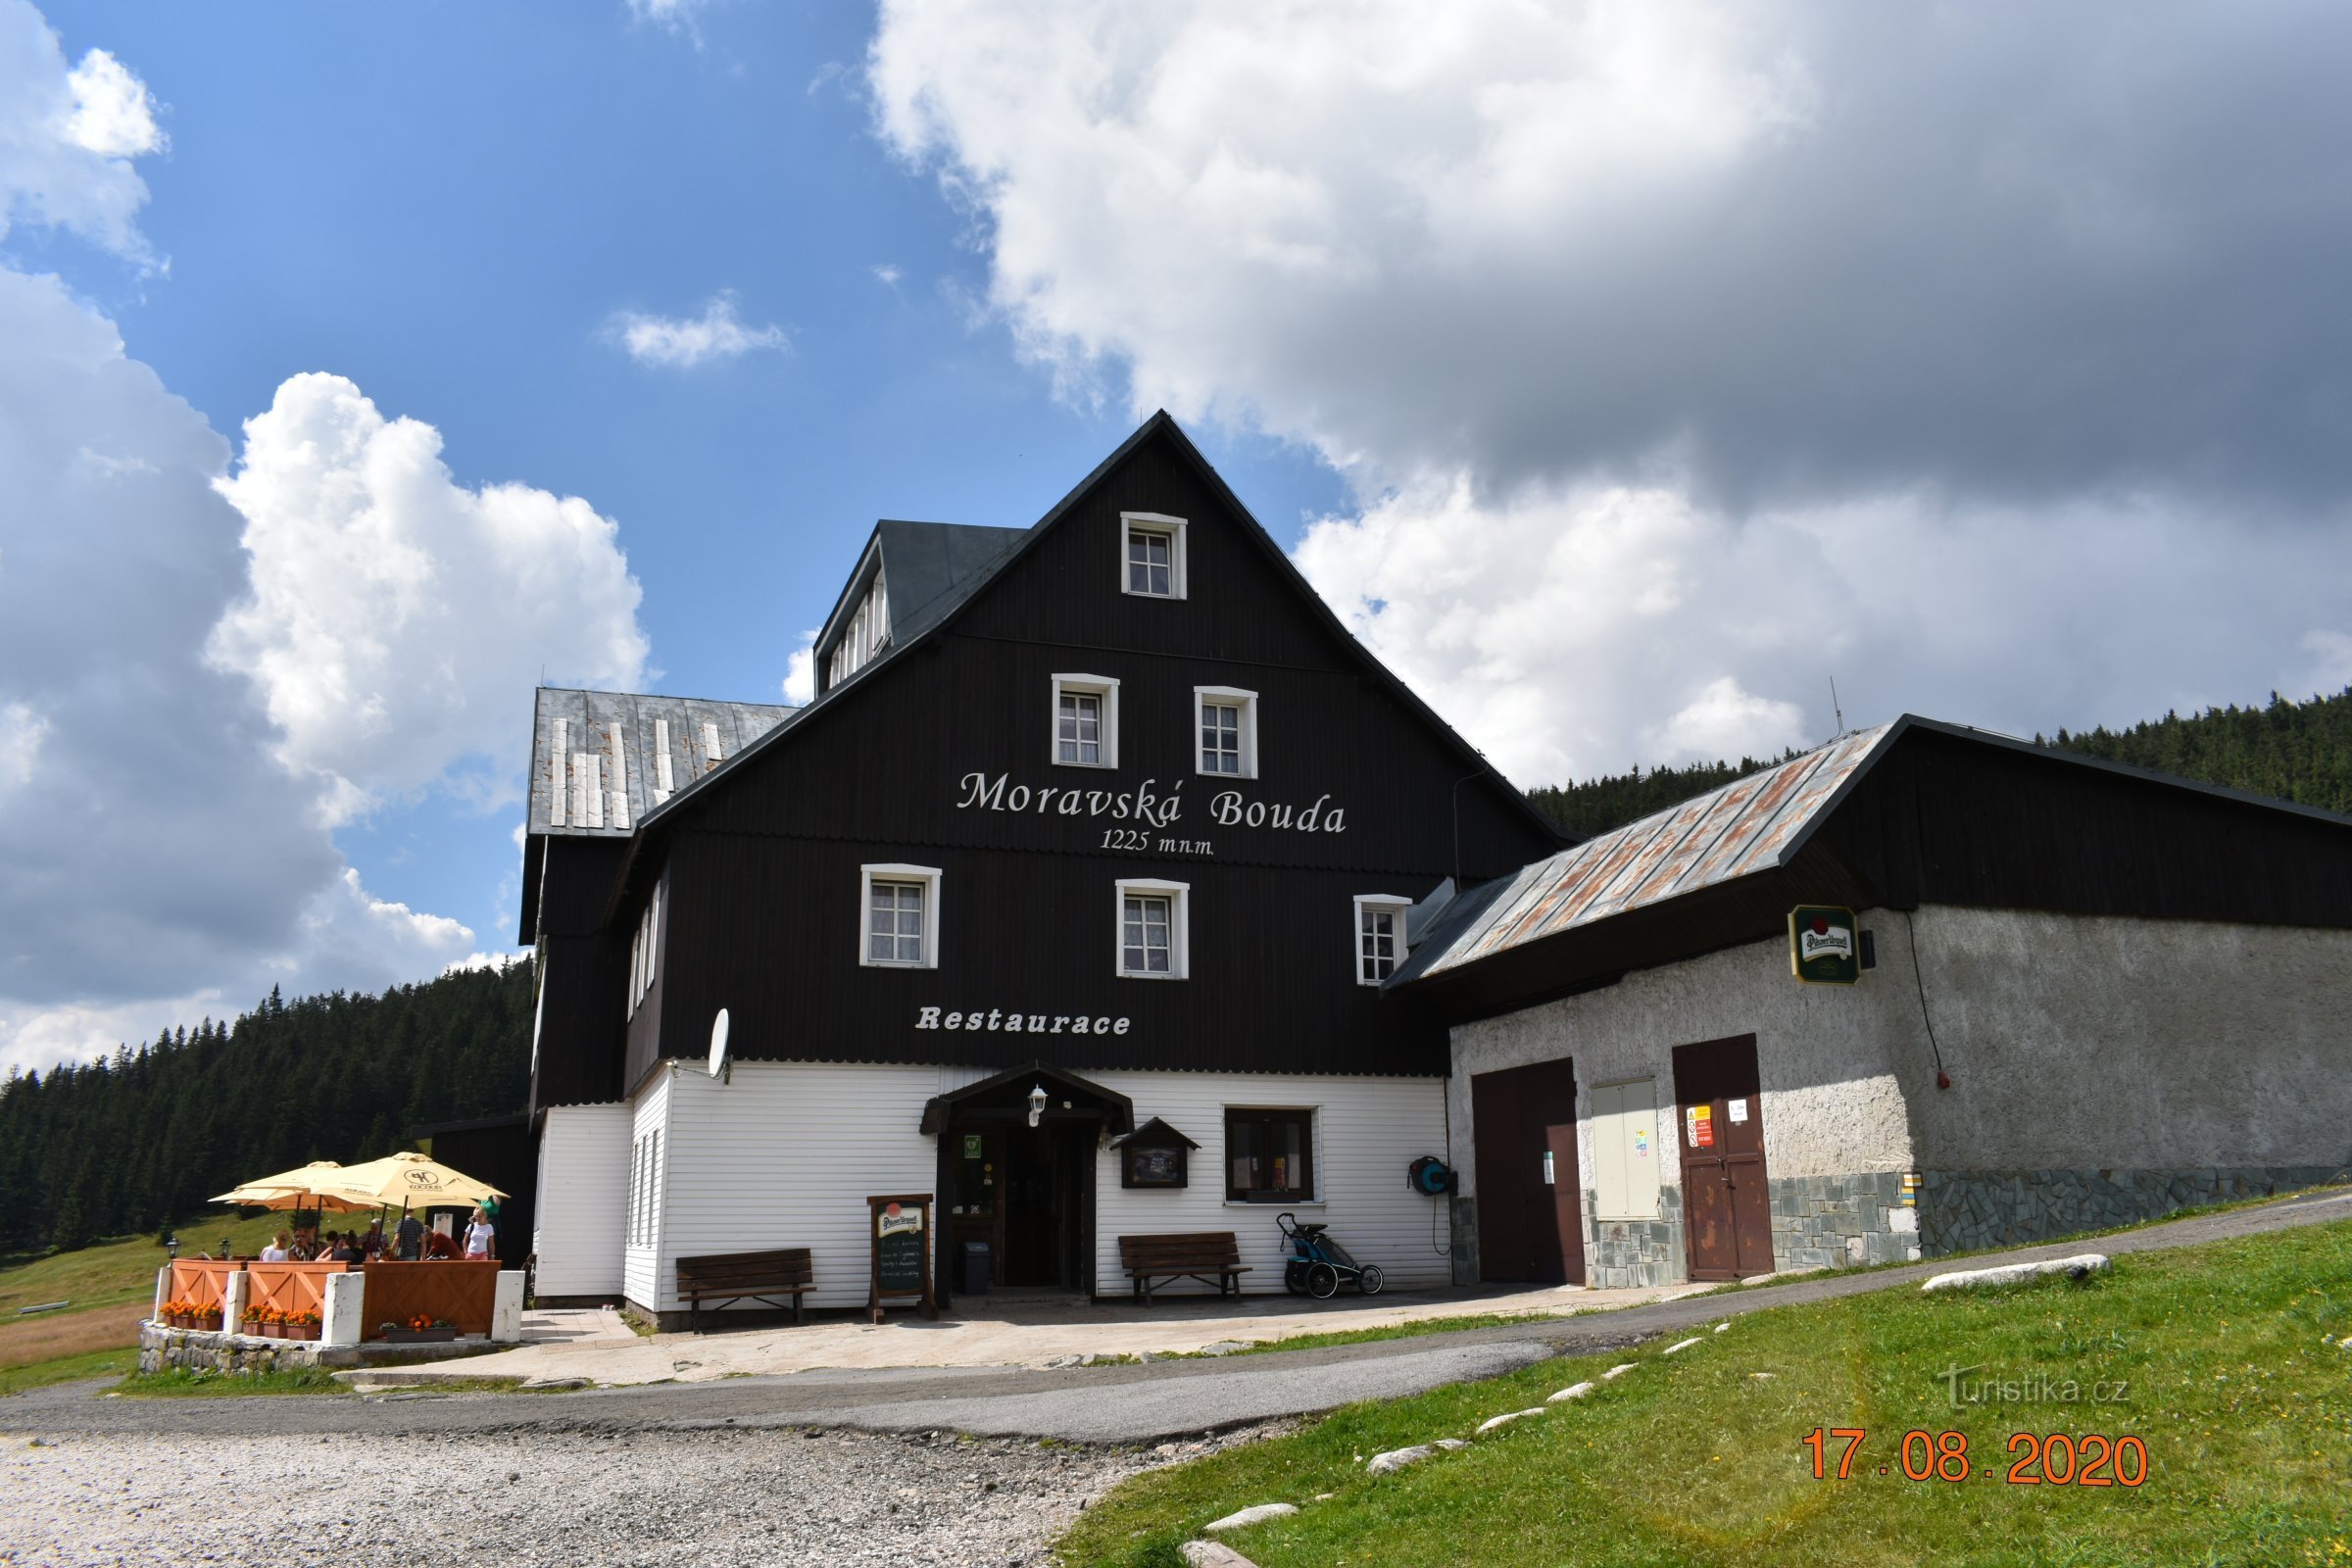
[0,1423,1263,1568]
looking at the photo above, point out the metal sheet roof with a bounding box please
[1412,723,1896,977]
[527,688,798,837]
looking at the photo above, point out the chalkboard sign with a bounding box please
[866,1194,936,1322]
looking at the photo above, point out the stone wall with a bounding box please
[1585,1185,1683,1288]
[1769,1171,1919,1270]
[137,1322,332,1375]
[1917,1165,2341,1253]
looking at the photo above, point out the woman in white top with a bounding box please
[259,1233,291,1263]
[463,1210,496,1260]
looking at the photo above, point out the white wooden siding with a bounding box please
[1090,1071,1451,1296]
[617,1062,1449,1314]
[621,1073,673,1308]
[531,1103,630,1298]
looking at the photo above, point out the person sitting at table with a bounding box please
[464,1208,496,1261]
[327,1231,362,1263]
[362,1221,386,1257]
[260,1232,292,1263]
[423,1226,461,1259]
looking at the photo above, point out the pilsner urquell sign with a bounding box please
[1788,906,1860,985]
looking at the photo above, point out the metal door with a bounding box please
[1470,1057,1586,1285]
[1673,1035,1773,1281]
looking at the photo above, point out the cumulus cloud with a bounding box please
[605,292,786,368]
[781,637,817,706]
[872,1,2352,778]
[0,0,162,259]
[208,374,650,822]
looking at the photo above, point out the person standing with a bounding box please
[394,1210,424,1261]
[464,1208,496,1261]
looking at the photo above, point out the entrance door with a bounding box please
[1673,1035,1774,1281]
[1470,1057,1585,1285]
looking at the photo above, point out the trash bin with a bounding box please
[960,1241,992,1295]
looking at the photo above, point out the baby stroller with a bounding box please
[1278,1211,1385,1298]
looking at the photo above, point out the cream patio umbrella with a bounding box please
[210,1160,370,1211]
[316,1151,507,1212]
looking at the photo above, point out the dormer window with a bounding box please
[826,569,891,688]
[1120,513,1188,599]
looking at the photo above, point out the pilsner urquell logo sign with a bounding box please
[1788,906,1860,985]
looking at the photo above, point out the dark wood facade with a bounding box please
[526,415,1564,1115]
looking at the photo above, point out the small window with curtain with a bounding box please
[1193,686,1257,777]
[1051,674,1120,768]
[1226,1108,1314,1201]
[1115,878,1189,979]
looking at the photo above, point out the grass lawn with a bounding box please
[1058,1218,2352,1568]
[0,1210,300,1389]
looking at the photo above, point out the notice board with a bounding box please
[866,1193,937,1323]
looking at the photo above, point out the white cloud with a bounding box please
[0,1,161,259]
[626,0,712,37]
[872,1,2352,782]
[870,263,903,287]
[605,292,786,368]
[0,700,48,790]
[208,373,651,822]
[781,633,816,706]
[2304,630,2352,695]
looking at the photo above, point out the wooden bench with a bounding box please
[675,1248,814,1333]
[1117,1232,1251,1304]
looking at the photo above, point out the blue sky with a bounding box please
[25,0,1345,964]
[5,1,2349,1071]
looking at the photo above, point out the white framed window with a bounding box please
[1116,877,1190,979]
[1051,673,1120,768]
[1120,512,1188,599]
[826,569,891,688]
[1353,895,1410,985]
[860,863,942,968]
[626,884,662,1017]
[627,1129,662,1249]
[1194,686,1258,777]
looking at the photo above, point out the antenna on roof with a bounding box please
[1829,676,1846,739]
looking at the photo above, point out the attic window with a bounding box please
[827,570,891,688]
[1121,513,1188,599]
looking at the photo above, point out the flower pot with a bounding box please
[383,1327,458,1344]
[291,1322,320,1342]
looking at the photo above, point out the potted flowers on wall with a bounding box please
[381,1314,457,1344]
[288,1309,322,1342]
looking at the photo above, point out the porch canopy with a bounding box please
[917,1060,1135,1136]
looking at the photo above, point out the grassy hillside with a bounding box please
[0,1210,287,1394]
[1060,1217,2352,1568]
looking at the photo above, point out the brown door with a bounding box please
[1673,1035,1774,1281]
[1470,1057,1585,1285]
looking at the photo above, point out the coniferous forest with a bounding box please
[2,690,2346,1256]
[0,961,532,1257]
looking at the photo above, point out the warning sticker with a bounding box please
[1729,1098,1749,1124]
[1634,1129,1649,1158]
[1687,1103,1714,1149]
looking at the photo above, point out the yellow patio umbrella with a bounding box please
[210,1160,370,1211]
[316,1151,507,1212]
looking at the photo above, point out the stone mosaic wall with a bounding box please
[1584,1185,1684,1288]
[137,1321,331,1376]
[1769,1171,1919,1269]
[1917,1166,2341,1253]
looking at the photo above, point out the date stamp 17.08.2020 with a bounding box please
[1800,1428,2149,1488]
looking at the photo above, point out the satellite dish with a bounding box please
[708,1008,731,1081]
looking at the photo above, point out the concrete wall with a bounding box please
[1448,906,2352,1283]
[530,1102,630,1299]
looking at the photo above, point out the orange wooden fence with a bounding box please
[168,1259,237,1310]
[246,1260,351,1317]
[361,1261,499,1337]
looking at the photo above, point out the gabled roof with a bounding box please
[1394,713,2352,1004]
[623,411,1565,859]
[1399,723,1894,982]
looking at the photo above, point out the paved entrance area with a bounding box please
[353,1279,1701,1388]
